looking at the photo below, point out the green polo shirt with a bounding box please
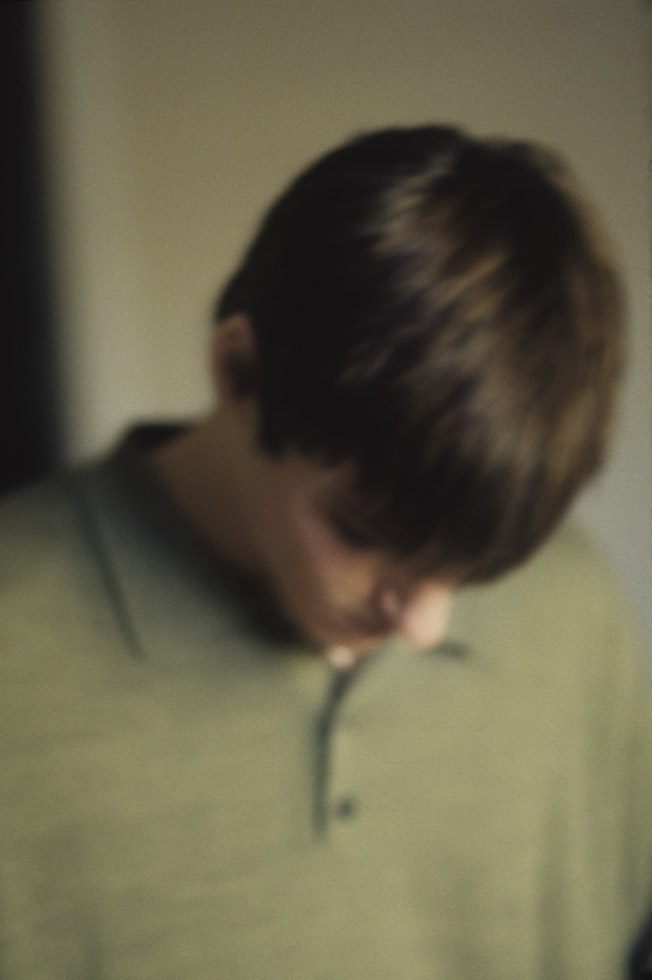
[1,429,651,978]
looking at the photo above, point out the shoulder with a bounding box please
[0,467,134,686]
[449,522,651,755]
[0,474,90,598]
[501,521,626,623]
[453,522,641,662]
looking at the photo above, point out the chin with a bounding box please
[309,619,388,653]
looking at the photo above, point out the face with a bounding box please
[244,450,454,655]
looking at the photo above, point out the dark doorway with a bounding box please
[1,1,59,496]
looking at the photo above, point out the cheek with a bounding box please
[291,510,346,577]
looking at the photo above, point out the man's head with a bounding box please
[214,125,622,611]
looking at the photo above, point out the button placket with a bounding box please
[313,669,360,836]
[323,715,362,836]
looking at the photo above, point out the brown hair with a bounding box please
[216,126,623,582]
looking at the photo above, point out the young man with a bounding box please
[1,126,651,978]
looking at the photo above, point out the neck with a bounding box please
[148,409,262,576]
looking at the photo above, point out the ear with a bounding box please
[212,314,258,403]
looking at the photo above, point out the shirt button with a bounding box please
[335,796,357,820]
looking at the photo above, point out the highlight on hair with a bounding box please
[216,126,623,582]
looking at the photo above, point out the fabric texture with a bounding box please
[1,428,651,979]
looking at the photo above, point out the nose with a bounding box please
[378,583,453,649]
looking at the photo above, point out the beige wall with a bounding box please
[37,0,651,642]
